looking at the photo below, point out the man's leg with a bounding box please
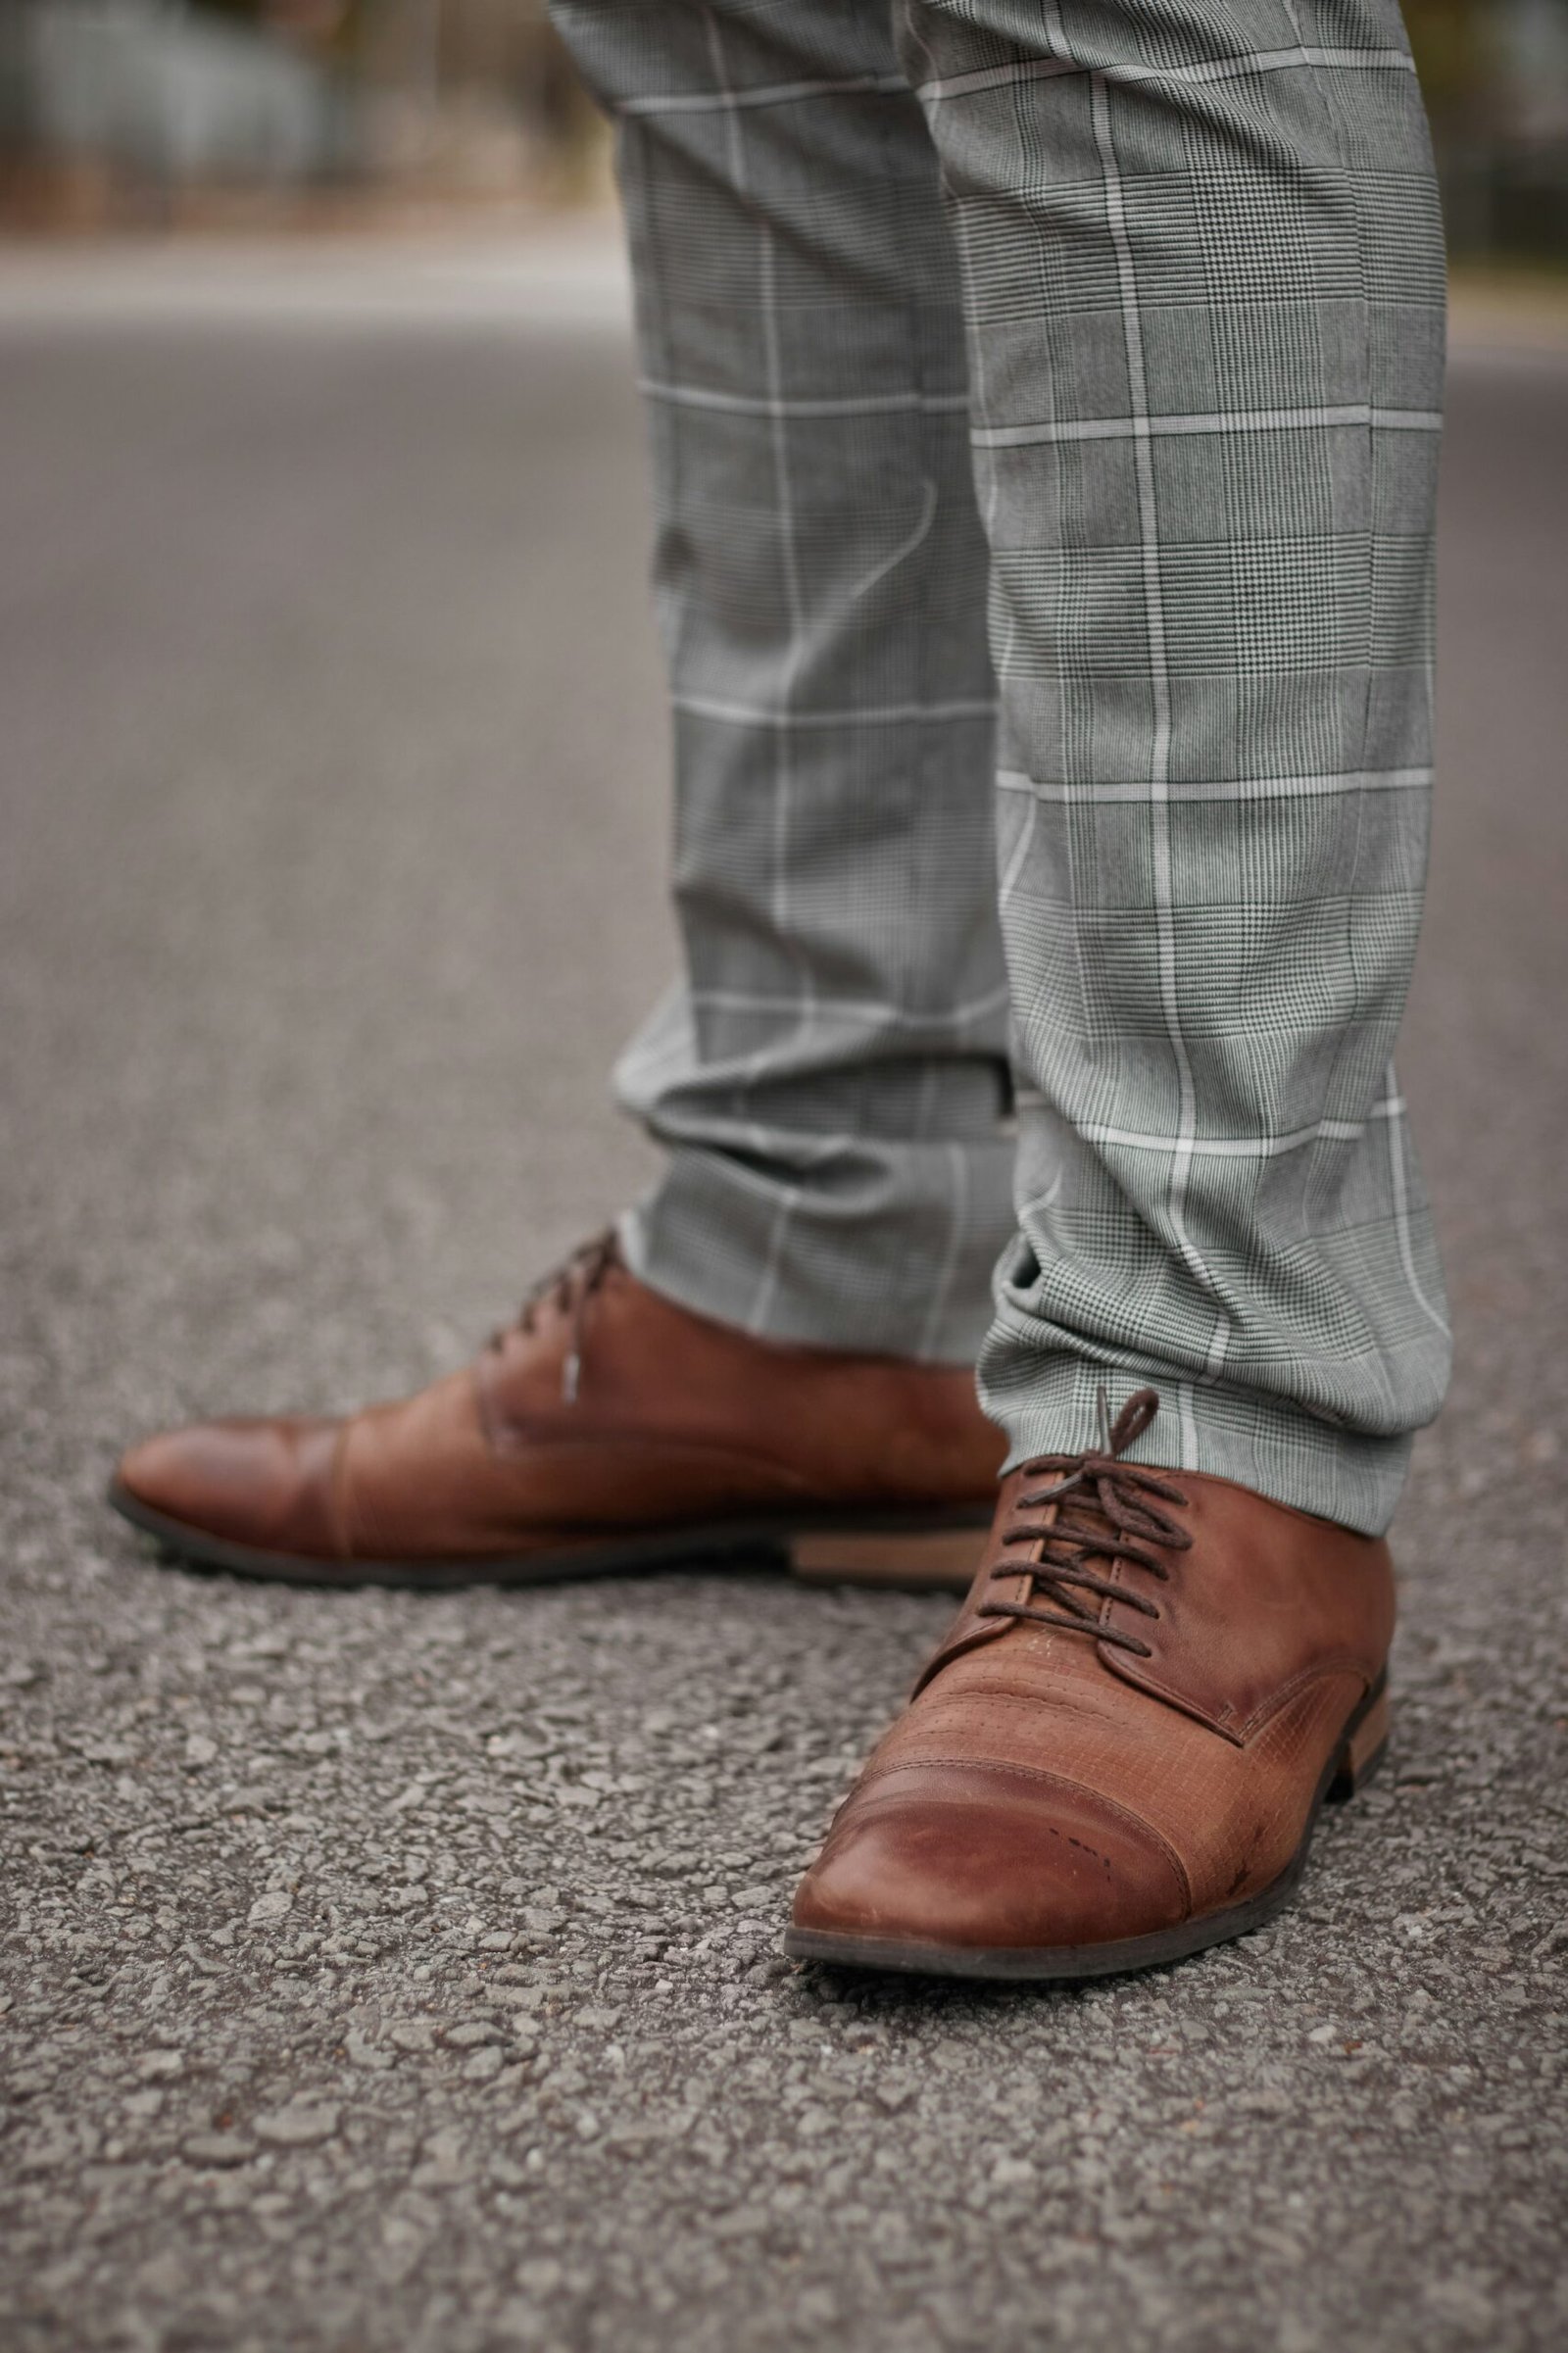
[550,0,1014,1362]
[109,2,1033,1592]
[901,0,1449,1533]
[791,2,1449,1977]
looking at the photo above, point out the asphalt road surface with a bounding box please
[2,234,1565,2353]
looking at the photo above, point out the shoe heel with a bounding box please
[1326,1687,1391,1803]
[787,1524,986,1593]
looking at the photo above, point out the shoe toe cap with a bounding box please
[791,1763,1189,1959]
[113,1417,343,1559]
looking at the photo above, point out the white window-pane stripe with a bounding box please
[1083,1097,1407,1158]
[640,380,971,418]
[674,694,997,727]
[689,982,1010,1029]
[619,71,907,119]
[916,46,1414,107]
[1382,1068,1452,1337]
[997,765,1433,805]
[1090,67,1220,1425]
[975,405,1443,449]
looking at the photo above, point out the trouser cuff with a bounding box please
[617,1142,1013,1365]
[978,1334,1414,1540]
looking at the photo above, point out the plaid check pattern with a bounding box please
[550,0,1450,1536]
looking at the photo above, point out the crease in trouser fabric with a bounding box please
[548,0,1450,1534]
[553,0,1014,1366]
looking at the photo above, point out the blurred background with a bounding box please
[0,0,1565,259]
[0,0,604,228]
[1,11,1565,2353]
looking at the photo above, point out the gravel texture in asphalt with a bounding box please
[1,240,1565,2353]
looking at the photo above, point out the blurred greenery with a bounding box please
[5,0,1566,255]
[1403,0,1495,108]
[1404,0,1568,257]
[194,1,595,154]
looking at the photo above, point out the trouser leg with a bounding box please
[549,1,1014,1361]
[897,0,1450,1531]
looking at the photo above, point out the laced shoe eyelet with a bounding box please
[982,1391,1190,1659]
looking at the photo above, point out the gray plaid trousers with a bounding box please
[550,0,1450,1536]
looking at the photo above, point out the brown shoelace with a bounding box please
[489,1228,619,1402]
[979,1388,1192,1658]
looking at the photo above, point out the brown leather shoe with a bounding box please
[109,1233,1004,1590]
[786,1389,1394,1980]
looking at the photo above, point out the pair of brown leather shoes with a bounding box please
[111,1235,1394,1981]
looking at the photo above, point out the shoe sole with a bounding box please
[782,1678,1391,1984]
[105,1478,990,1594]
